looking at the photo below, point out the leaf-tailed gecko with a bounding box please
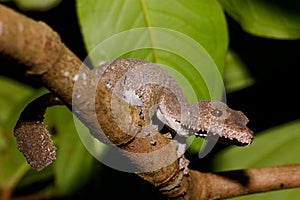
[14,58,253,172]
[93,58,254,173]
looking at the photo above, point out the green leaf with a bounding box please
[219,0,300,39]
[212,120,300,199]
[0,77,35,124]
[213,120,300,169]
[0,76,95,194]
[224,50,255,93]
[14,0,62,11]
[76,0,228,101]
[186,136,206,155]
[45,106,95,195]
[16,166,54,191]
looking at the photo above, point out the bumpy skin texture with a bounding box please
[93,58,254,149]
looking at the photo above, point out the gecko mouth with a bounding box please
[191,129,223,142]
[181,124,211,138]
[194,128,208,137]
[181,124,251,146]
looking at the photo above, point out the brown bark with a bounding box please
[1,4,300,200]
[0,4,183,198]
[187,164,300,199]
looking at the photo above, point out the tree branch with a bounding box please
[1,4,300,200]
[0,4,182,198]
[190,164,300,199]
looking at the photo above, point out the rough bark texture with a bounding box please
[1,4,300,200]
[0,4,186,198]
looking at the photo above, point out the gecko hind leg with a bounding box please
[143,124,158,145]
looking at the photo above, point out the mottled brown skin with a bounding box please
[14,58,253,171]
[95,58,253,147]
[182,100,253,146]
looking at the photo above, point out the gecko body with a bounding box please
[14,58,254,172]
[93,58,254,149]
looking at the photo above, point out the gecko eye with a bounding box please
[211,109,223,117]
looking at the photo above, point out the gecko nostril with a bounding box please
[211,109,223,117]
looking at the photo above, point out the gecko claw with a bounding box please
[150,138,157,145]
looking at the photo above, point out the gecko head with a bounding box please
[181,100,254,146]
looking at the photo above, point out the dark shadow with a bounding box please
[216,169,250,186]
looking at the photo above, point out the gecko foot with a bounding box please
[163,132,173,139]
[144,124,158,146]
[179,155,190,176]
[150,138,156,145]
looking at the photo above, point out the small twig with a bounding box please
[188,164,300,199]
[1,188,12,200]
